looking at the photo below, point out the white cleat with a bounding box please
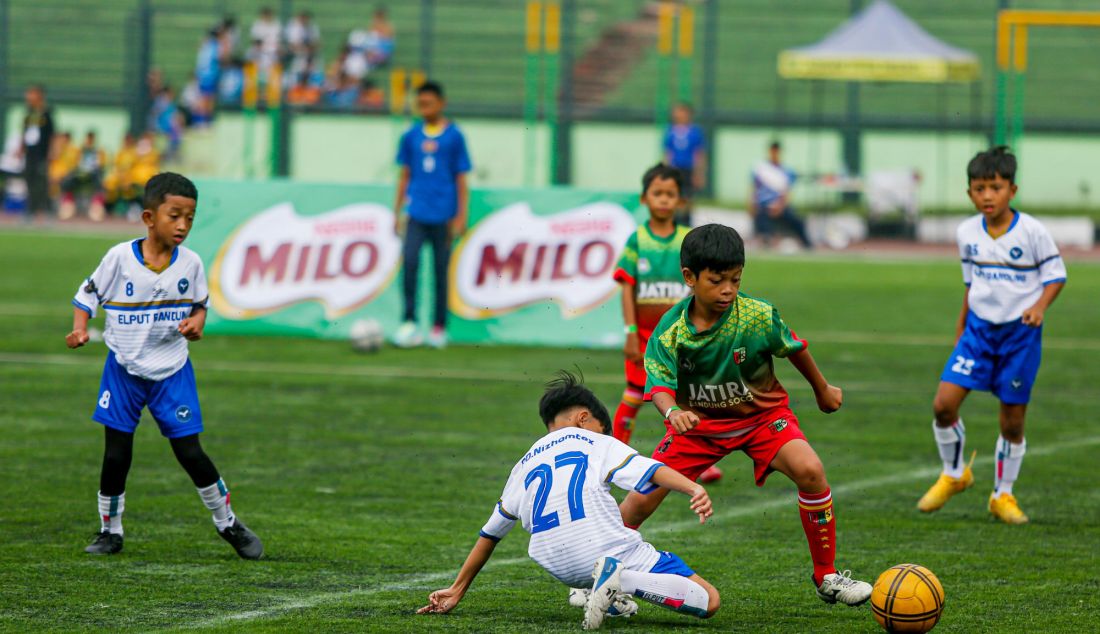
[569,588,637,618]
[583,556,623,630]
[427,326,447,349]
[816,570,872,606]
[392,321,422,348]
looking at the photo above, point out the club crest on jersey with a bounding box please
[679,356,696,372]
[175,405,193,423]
[732,347,747,364]
[638,258,652,274]
[768,418,788,434]
[83,279,98,294]
[420,139,438,154]
[1009,246,1023,260]
[178,278,190,294]
[807,508,833,525]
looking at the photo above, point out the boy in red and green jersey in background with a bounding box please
[619,223,873,607]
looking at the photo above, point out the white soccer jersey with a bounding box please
[957,211,1067,324]
[73,239,209,381]
[480,427,665,588]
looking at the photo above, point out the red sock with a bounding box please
[612,387,643,444]
[798,488,837,585]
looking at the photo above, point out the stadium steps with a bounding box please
[571,2,661,116]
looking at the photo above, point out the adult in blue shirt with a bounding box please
[750,141,812,249]
[393,81,472,349]
[663,103,706,225]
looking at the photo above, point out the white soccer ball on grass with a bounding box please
[349,318,385,353]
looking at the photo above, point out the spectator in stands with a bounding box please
[219,57,245,106]
[58,130,107,221]
[221,15,240,58]
[365,7,396,69]
[286,10,320,59]
[357,78,385,109]
[104,132,139,214]
[287,71,322,106]
[663,102,705,225]
[750,141,812,249]
[249,7,281,60]
[194,28,222,125]
[49,132,78,208]
[19,84,54,216]
[325,71,361,110]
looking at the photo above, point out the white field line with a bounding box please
[178,434,1100,630]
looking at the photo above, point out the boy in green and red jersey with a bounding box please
[619,223,873,606]
[613,166,724,480]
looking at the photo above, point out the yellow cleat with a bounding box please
[989,493,1029,524]
[917,451,976,513]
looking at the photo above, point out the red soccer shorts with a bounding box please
[624,333,649,388]
[650,408,806,486]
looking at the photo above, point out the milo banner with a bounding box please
[190,179,645,347]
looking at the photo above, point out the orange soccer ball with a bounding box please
[870,564,945,633]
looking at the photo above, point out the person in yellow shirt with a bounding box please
[49,132,79,204]
[104,133,138,210]
[59,130,108,220]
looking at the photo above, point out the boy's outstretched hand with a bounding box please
[66,329,90,349]
[418,587,464,615]
[815,384,843,413]
[688,485,713,524]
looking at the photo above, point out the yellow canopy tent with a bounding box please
[778,0,980,83]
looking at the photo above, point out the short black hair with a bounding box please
[417,81,444,99]
[641,163,684,196]
[143,172,198,209]
[539,370,611,434]
[769,140,781,151]
[681,223,745,275]
[967,146,1017,184]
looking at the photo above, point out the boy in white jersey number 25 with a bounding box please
[419,372,720,630]
[918,147,1067,524]
[67,173,263,558]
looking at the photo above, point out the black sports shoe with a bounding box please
[85,531,123,555]
[218,519,264,560]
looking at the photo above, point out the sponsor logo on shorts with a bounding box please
[175,405,193,423]
[657,435,674,454]
[807,508,833,525]
[1011,379,1022,390]
[732,347,747,365]
[178,278,190,294]
[768,418,788,434]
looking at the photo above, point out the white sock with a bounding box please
[197,478,236,531]
[97,491,124,535]
[933,418,966,478]
[994,436,1026,497]
[620,570,710,618]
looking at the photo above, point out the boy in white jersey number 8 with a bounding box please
[67,173,263,558]
[918,147,1067,524]
[419,371,720,630]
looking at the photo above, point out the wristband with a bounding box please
[664,405,681,419]
[624,324,638,334]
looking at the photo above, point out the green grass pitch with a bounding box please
[0,229,1097,633]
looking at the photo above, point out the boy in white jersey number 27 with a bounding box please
[67,173,263,558]
[918,147,1067,524]
[419,372,720,630]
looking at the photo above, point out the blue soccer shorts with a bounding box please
[649,550,696,577]
[92,352,204,438]
[940,312,1042,405]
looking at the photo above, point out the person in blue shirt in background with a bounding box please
[393,81,472,349]
[663,103,706,226]
[750,141,812,249]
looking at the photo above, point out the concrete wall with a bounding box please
[7,105,1100,210]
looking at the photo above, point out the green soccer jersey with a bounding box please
[613,223,692,337]
[644,292,807,434]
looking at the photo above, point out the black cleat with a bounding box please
[85,531,123,555]
[218,519,264,560]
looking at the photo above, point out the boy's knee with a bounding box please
[932,399,957,425]
[791,457,827,491]
[705,588,720,618]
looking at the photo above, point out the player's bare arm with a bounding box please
[652,391,700,433]
[620,283,641,361]
[418,535,498,615]
[178,305,207,341]
[787,348,842,413]
[1021,280,1064,327]
[66,307,91,349]
[955,287,970,341]
[451,172,469,238]
[649,466,713,523]
[393,166,410,235]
